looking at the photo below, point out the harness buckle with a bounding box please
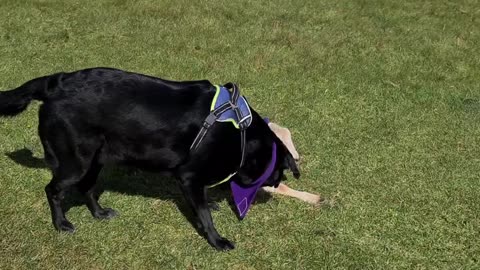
[238,121,248,131]
[229,101,238,109]
[204,113,217,128]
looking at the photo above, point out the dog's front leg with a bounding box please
[178,179,235,251]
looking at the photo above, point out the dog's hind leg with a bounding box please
[44,160,90,233]
[40,116,98,232]
[77,159,117,220]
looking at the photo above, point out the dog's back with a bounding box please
[9,68,214,170]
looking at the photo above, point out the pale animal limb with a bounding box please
[262,122,322,205]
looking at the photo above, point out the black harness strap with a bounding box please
[190,83,248,169]
[226,83,248,168]
[190,102,231,151]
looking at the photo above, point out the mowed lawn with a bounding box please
[1,0,479,269]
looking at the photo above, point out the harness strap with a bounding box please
[226,83,241,106]
[189,83,248,170]
[190,102,231,150]
[226,83,248,168]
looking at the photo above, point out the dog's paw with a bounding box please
[55,220,76,233]
[213,237,235,251]
[317,192,341,208]
[208,202,220,211]
[93,208,118,220]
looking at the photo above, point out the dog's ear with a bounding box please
[234,139,263,186]
[283,147,300,179]
[235,170,253,186]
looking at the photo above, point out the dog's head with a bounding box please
[235,113,300,188]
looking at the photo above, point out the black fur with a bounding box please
[0,67,300,251]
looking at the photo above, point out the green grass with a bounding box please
[1,0,480,269]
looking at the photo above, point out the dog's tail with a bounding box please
[0,73,62,116]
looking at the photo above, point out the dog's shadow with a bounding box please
[6,148,272,232]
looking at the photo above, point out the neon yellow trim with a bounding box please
[218,118,240,129]
[210,85,221,111]
[210,85,240,129]
[208,172,237,188]
[206,85,239,188]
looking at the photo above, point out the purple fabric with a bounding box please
[231,142,277,219]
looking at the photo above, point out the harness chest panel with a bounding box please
[189,83,277,218]
[211,85,252,128]
[190,83,253,189]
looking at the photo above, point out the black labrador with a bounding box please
[0,67,299,251]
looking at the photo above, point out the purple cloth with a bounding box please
[231,142,277,219]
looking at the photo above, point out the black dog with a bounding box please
[0,67,299,251]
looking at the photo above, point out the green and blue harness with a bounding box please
[189,83,277,219]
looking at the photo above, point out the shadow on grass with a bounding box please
[6,148,272,237]
[6,148,46,169]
